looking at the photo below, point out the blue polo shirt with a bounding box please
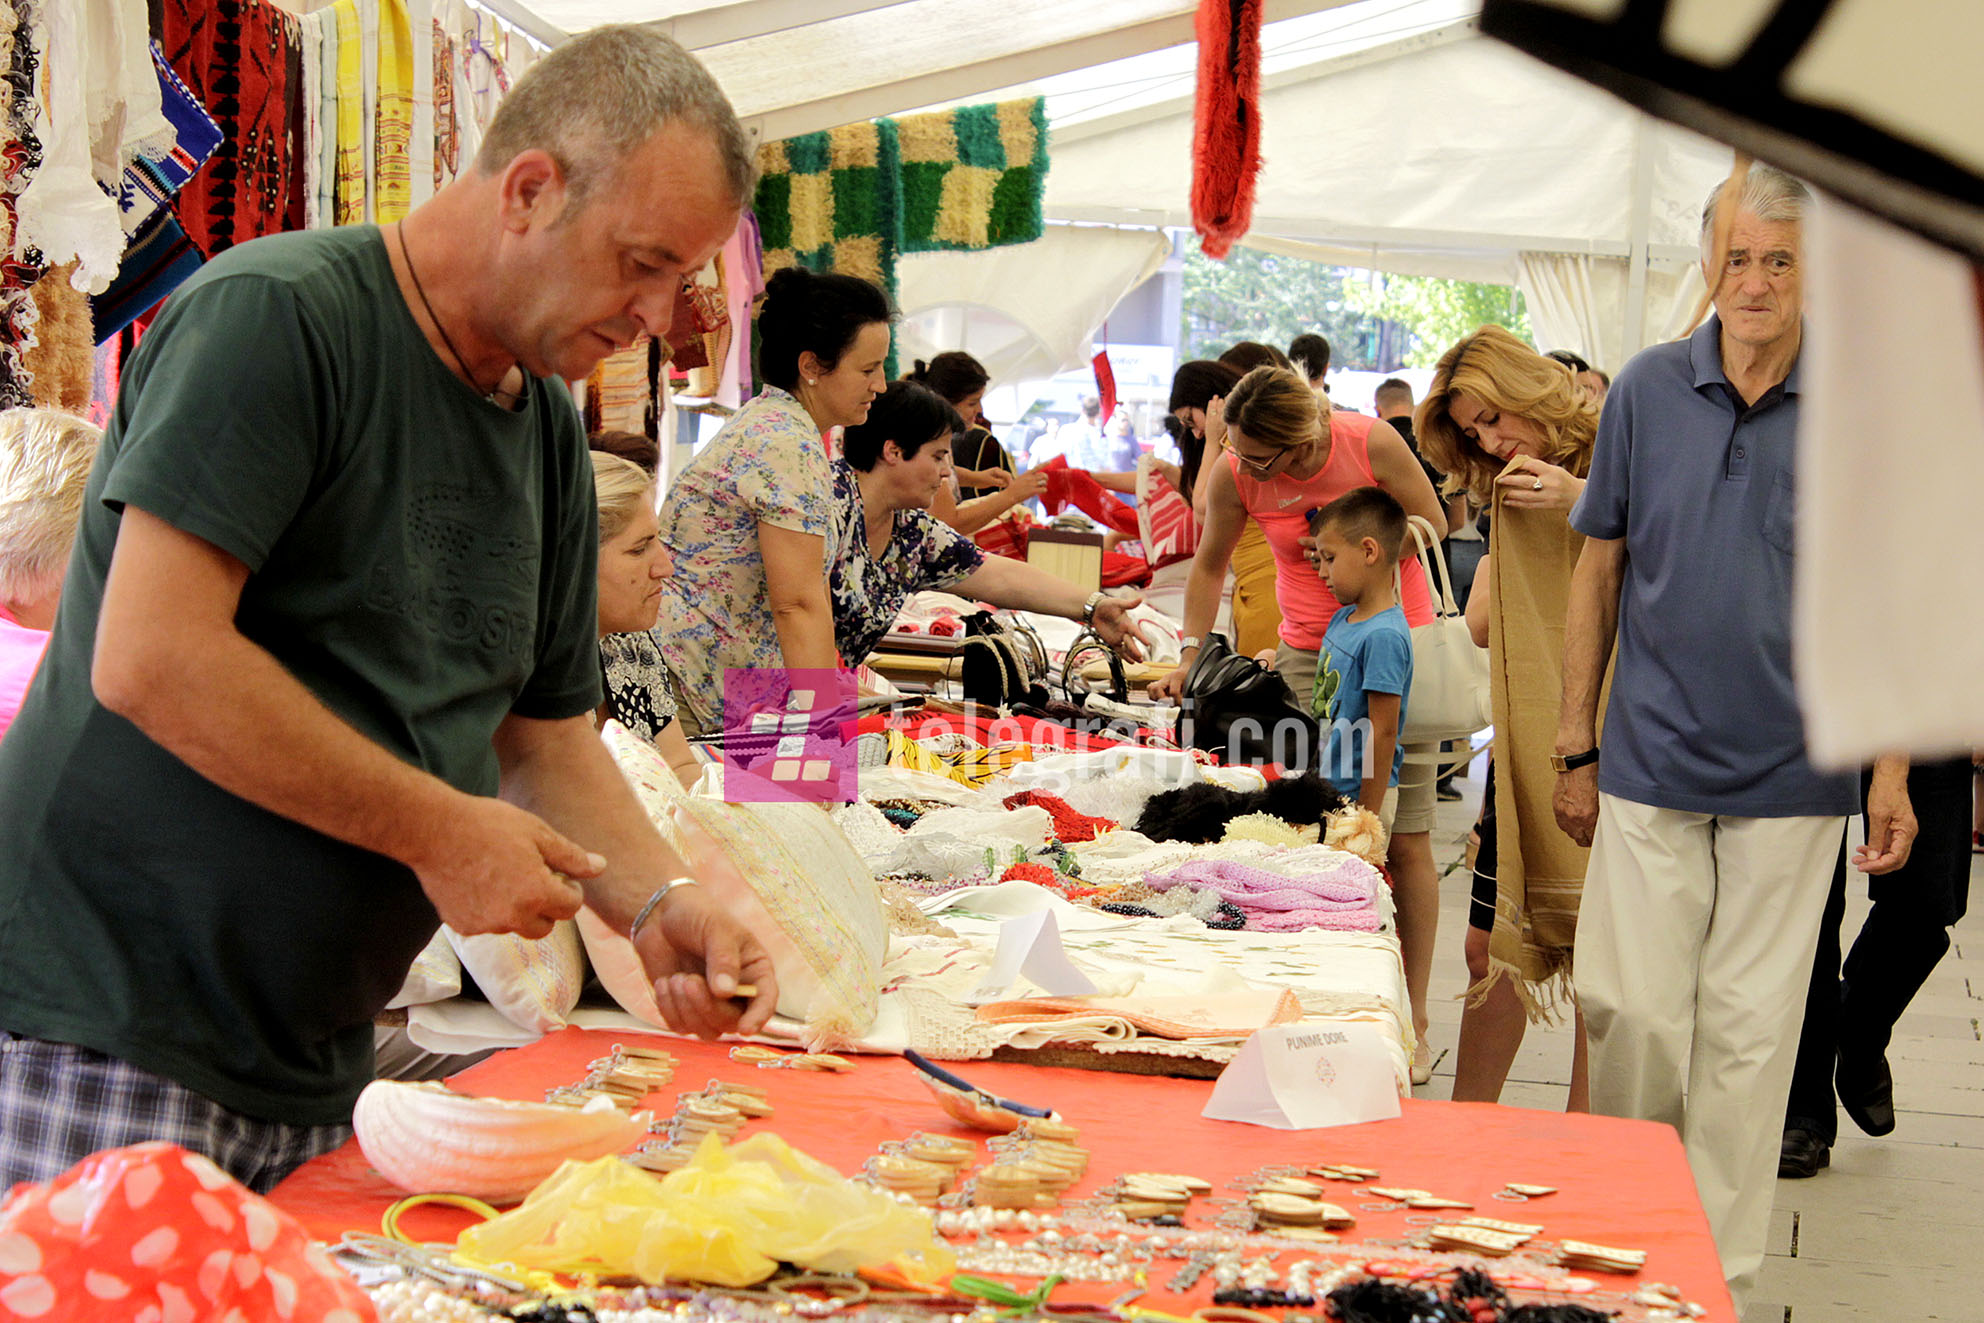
[1570,316,1855,818]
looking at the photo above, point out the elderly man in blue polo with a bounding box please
[1548,164,1915,1312]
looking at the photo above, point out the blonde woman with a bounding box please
[0,408,101,743]
[591,451,701,789]
[1417,324,1601,1110]
[1150,365,1448,1082]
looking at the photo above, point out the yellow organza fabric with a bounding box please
[454,1133,955,1288]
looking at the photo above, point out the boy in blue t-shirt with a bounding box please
[1310,487,1414,829]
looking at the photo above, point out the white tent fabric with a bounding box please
[896,226,1172,388]
[494,0,1365,143]
[1795,195,1984,766]
[454,1,1735,371]
[1516,253,1704,373]
[1039,25,1735,369]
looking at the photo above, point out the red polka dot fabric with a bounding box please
[0,1142,375,1322]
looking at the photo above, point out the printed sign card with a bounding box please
[1203,1022,1403,1130]
[967,910,1099,1003]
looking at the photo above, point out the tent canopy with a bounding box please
[481,0,1737,371]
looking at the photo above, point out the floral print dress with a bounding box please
[827,460,985,665]
[653,387,834,729]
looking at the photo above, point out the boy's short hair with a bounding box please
[1311,486,1408,564]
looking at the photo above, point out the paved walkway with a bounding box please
[1416,760,1982,1322]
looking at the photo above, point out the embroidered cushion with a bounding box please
[384,926,462,1010]
[445,921,588,1035]
[596,721,887,1047]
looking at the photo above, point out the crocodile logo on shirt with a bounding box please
[1313,646,1342,721]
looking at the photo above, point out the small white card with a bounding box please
[967,910,1099,1003]
[1202,1023,1403,1130]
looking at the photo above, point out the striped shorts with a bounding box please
[0,1033,350,1195]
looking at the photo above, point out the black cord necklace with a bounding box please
[396,223,519,406]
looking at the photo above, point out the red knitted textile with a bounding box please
[1190,0,1265,259]
[1003,790,1116,843]
[998,862,1068,894]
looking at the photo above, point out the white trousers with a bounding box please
[1574,793,1845,1312]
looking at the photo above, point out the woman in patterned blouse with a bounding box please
[830,382,1151,668]
[591,451,700,788]
[653,267,894,734]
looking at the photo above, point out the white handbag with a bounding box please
[1396,514,1492,747]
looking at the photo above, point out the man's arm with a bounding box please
[1857,754,1917,875]
[493,713,777,1038]
[1553,535,1626,846]
[93,506,593,937]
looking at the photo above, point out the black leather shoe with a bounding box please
[1837,1050,1897,1136]
[1779,1127,1830,1179]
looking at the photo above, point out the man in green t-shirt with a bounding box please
[0,26,776,1193]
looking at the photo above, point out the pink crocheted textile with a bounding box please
[1143,858,1384,932]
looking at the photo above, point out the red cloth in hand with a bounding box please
[1101,551,1153,588]
[1037,456,1141,538]
[974,518,1029,560]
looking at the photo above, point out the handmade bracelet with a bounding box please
[629,875,699,942]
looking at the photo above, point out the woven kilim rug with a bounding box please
[754,98,1049,326]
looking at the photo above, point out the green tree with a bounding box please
[1179,244,1385,367]
[1341,273,1532,366]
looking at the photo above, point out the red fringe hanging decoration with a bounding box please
[1191,0,1265,259]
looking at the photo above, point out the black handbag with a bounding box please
[951,611,1049,709]
[1179,633,1323,768]
[1059,626,1128,703]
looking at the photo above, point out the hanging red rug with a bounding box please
[1191,0,1265,259]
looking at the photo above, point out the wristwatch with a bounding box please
[1080,591,1107,625]
[1550,748,1600,773]
[1179,635,1202,652]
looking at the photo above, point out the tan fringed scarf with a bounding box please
[1472,495,1608,1020]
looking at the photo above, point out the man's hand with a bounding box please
[636,882,779,1040]
[411,795,600,938]
[1554,764,1600,847]
[1856,755,1917,875]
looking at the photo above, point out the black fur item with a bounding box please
[1133,771,1343,843]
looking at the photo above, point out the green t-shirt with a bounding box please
[0,227,602,1125]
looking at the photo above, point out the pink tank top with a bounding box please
[1230,409,1434,649]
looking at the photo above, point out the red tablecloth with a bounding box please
[273,1030,1731,1317]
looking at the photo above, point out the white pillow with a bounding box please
[594,720,888,1047]
[385,927,462,1010]
[446,921,588,1035]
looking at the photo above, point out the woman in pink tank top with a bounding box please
[1149,368,1447,699]
[1148,366,1449,1083]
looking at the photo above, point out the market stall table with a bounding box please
[272,1028,1734,1319]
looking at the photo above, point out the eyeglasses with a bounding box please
[1232,446,1286,476]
